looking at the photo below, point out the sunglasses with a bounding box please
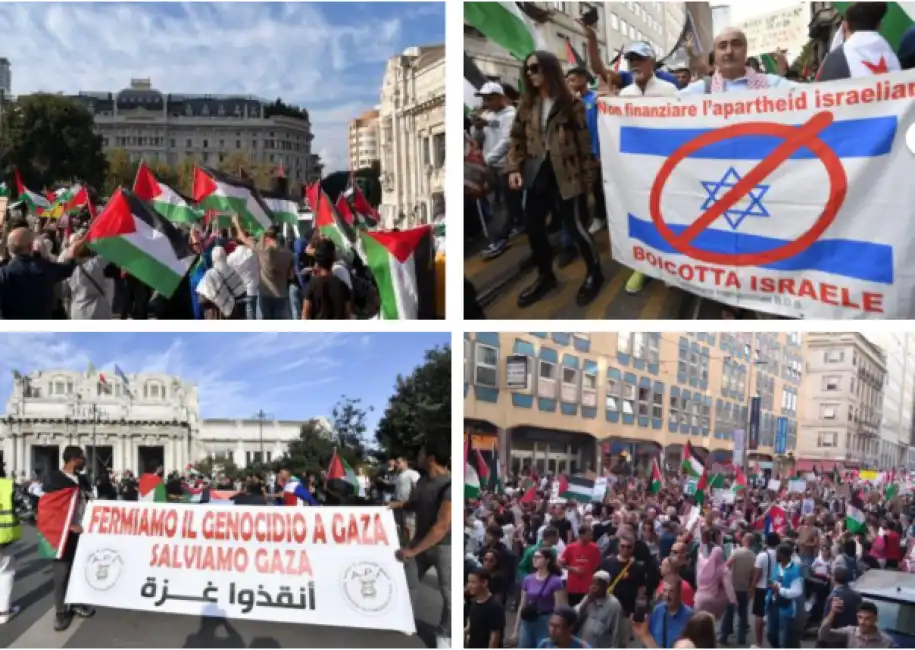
[526,64,541,75]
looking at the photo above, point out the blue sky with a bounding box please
[0,2,445,170]
[0,332,449,436]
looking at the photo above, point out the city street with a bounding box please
[0,524,442,649]
[466,233,691,319]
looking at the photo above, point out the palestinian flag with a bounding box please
[709,473,725,489]
[681,441,705,478]
[181,485,210,503]
[886,474,899,500]
[465,456,481,499]
[336,194,357,226]
[260,188,300,226]
[192,167,274,235]
[733,467,748,492]
[14,168,51,216]
[473,447,490,486]
[359,225,436,320]
[138,474,167,502]
[86,189,196,298]
[134,162,202,224]
[489,453,502,493]
[846,494,867,533]
[759,53,779,74]
[565,37,587,68]
[558,475,595,503]
[36,487,79,559]
[649,458,663,494]
[695,471,709,506]
[834,2,915,51]
[314,189,357,251]
[464,2,547,61]
[465,53,488,111]
[348,185,380,227]
[326,450,361,494]
[0,182,7,197]
[519,484,537,503]
[47,184,91,218]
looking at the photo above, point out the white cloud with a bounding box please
[0,2,414,173]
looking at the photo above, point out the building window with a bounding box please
[433,133,445,168]
[820,403,838,420]
[633,333,646,360]
[539,360,557,399]
[647,334,660,364]
[606,374,619,413]
[561,367,579,403]
[582,371,597,408]
[611,12,619,30]
[236,140,241,149]
[186,138,192,148]
[669,394,679,424]
[818,432,837,447]
[826,349,844,362]
[203,139,209,149]
[474,345,498,387]
[622,381,636,416]
[652,390,663,419]
[618,331,631,356]
[680,394,690,426]
[637,384,650,417]
[824,375,840,390]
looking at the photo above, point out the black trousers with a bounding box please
[525,158,600,277]
[53,559,72,615]
[593,164,607,224]
[491,171,524,242]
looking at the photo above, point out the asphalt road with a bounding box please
[465,231,691,320]
[0,524,443,649]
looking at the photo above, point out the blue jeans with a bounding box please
[721,590,749,644]
[766,606,793,649]
[244,295,258,320]
[519,612,550,648]
[289,283,305,320]
[259,294,290,320]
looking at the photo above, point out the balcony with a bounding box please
[857,420,879,438]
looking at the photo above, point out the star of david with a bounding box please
[700,166,771,230]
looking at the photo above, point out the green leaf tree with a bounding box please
[4,94,107,190]
[375,345,451,464]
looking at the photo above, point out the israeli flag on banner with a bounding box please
[597,70,915,319]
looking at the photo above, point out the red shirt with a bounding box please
[885,530,902,561]
[655,579,695,608]
[561,540,601,594]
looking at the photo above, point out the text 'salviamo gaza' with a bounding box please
[64,502,416,633]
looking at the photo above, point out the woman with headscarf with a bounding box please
[195,246,246,319]
[694,536,735,620]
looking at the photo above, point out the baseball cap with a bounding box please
[623,42,655,60]
[593,570,611,583]
[475,81,505,97]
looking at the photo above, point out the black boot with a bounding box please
[576,271,604,307]
[517,274,558,308]
[54,611,73,632]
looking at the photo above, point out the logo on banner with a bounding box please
[84,549,125,591]
[341,562,395,615]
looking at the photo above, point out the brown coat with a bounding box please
[506,95,594,201]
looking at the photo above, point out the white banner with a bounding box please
[788,479,807,494]
[66,502,416,634]
[598,70,915,318]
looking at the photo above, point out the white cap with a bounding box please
[475,81,505,97]
[623,42,655,59]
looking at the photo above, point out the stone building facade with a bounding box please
[378,45,445,229]
[1,370,323,479]
[63,78,322,186]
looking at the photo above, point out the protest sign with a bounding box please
[788,479,807,494]
[66,502,415,633]
[767,479,782,492]
[597,70,915,318]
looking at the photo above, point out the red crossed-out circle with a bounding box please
[648,111,848,267]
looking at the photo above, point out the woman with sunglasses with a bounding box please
[506,50,603,310]
[509,547,567,648]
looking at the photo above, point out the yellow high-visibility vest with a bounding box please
[0,479,22,545]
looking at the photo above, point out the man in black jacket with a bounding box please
[44,446,96,631]
[0,227,79,319]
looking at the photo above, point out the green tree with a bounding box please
[104,148,134,196]
[151,160,179,191]
[330,397,371,463]
[277,417,336,477]
[192,455,241,481]
[176,155,201,196]
[375,345,451,464]
[4,94,107,190]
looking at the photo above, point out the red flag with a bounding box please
[519,485,537,503]
[326,450,345,481]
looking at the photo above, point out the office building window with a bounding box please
[622,381,636,416]
[539,360,558,399]
[605,374,620,413]
[618,331,632,356]
[474,345,498,387]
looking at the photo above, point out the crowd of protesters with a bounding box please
[464,459,910,649]
[464,2,915,319]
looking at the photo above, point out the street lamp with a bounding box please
[252,410,274,466]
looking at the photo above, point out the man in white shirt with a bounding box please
[226,244,260,320]
[618,42,678,99]
[471,82,522,261]
[395,458,421,543]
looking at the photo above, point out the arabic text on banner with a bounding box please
[65,502,416,633]
[597,71,915,319]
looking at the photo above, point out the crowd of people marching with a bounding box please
[0,202,373,321]
[464,2,915,318]
[464,459,911,649]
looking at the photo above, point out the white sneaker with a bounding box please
[588,219,606,235]
[0,606,20,625]
[436,635,451,648]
